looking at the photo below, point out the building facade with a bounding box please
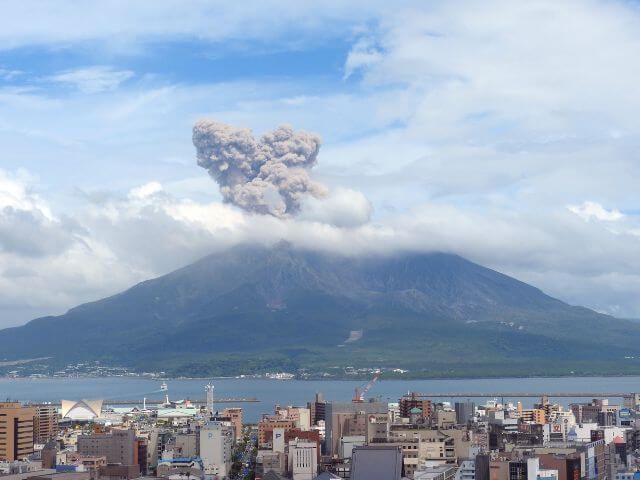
[200,421,233,479]
[33,404,59,444]
[0,402,36,461]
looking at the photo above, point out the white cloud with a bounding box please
[344,38,383,79]
[49,66,134,93]
[1,169,640,327]
[128,181,164,200]
[568,201,624,222]
[0,169,53,218]
[0,1,390,50]
[299,188,372,228]
[0,68,23,81]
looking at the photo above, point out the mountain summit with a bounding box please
[1,242,638,377]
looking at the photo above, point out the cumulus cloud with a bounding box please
[0,170,74,257]
[0,207,76,257]
[0,172,247,326]
[1,168,640,327]
[193,119,326,217]
[128,181,164,200]
[299,188,372,228]
[568,201,624,222]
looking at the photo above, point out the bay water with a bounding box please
[2,376,639,422]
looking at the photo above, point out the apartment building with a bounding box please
[0,402,36,461]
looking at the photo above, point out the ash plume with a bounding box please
[193,120,326,217]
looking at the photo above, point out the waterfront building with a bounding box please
[60,400,103,421]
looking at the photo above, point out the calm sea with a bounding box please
[1,376,639,422]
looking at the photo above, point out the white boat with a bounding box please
[160,381,168,391]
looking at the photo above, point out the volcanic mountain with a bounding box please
[1,242,638,377]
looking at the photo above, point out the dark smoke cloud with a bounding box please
[192,120,326,217]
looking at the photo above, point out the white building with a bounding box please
[455,460,476,480]
[600,427,631,444]
[538,469,559,480]
[311,420,325,442]
[567,423,599,443]
[288,439,317,480]
[276,406,311,431]
[199,422,233,479]
[61,399,103,420]
[614,471,637,480]
[273,427,286,453]
[339,436,365,459]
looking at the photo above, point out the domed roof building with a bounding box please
[60,399,103,420]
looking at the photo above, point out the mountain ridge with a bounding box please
[1,242,638,377]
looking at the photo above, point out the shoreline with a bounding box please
[3,372,640,381]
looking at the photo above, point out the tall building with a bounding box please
[623,394,640,409]
[288,438,318,480]
[287,407,311,431]
[475,454,491,480]
[508,458,540,480]
[570,400,619,424]
[136,437,148,476]
[308,393,327,426]
[258,417,295,447]
[399,394,432,419]
[285,429,321,461]
[0,402,36,461]
[324,401,388,456]
[200,421,233,479]
[33,404,59,444]
[517,407,546,425]
[222,407,243,439]
[455,402,476,425]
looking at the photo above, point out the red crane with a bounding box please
[352,371,381,403]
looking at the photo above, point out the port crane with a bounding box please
[352,371,381,403]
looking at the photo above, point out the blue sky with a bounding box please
[1,0,640,326]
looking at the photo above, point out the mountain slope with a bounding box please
[1,242,638,377]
